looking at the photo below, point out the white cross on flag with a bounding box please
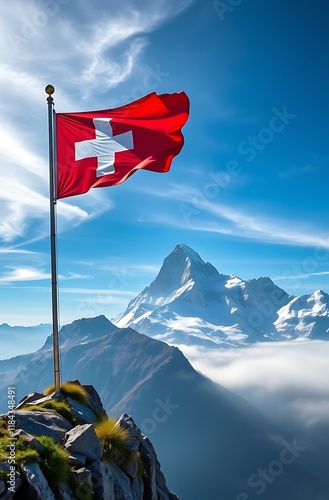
[56,92,189,199]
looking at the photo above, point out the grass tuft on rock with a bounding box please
[43,382,88,406]
[22,400,75,424]
[40,400,75,423]
[0,435,39,465]
[94,417,132,466]
[21,405,46,412]
[36,435,70,490]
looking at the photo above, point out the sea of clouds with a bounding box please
[177,340,329,493]
[177,340,329,429]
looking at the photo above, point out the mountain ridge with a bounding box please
[115,244,329,345]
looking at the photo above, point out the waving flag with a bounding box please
[56,92,189,199]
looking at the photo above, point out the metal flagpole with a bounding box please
[45,84,61,393]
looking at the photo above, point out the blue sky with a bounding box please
[0,0,328,327]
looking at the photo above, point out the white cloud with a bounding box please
[274,271,329,281]
[75,0,193,91]
[60,272,93,280]
[0,248,40,255]
[0,0,194,96]
[176,341,329,428]
[137,183,329,248]
[81,37,147,94]
[0,267,95,284]
[0,266,50,283]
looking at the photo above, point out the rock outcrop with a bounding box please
[0,382,178,499]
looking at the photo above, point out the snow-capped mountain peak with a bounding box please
[147,244,220,296]
[115,245,329,345]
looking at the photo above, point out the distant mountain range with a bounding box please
[0,323,52,359]
[0,315,321,499]
[115,244,329,346]
[2,244,328,358]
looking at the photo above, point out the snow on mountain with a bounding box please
[275,290,329,339]
[115,244,288,345]
[115,244,329,345]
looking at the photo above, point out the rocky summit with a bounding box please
[0,381,178,500]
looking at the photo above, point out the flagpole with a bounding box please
[45,84,61,393]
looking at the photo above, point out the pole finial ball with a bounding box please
[45,84,55,95]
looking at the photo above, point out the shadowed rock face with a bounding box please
[0,316,321,499]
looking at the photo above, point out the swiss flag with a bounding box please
[56,92,189,199]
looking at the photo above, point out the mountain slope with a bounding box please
[114,244,329,345]
[0,315,324,499]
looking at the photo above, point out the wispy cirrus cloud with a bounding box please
[0,249,40,255]
[0,0,194,97]
[135,183,329,248]
[0,267,50,284]
[194,201,329,248]
[0,0,193,247]
[0,135,93,244]
[0,266,93,284]
[278,164,318,179]
[274,271,329,281]
[60,272,93,281]
[76,0,193,92]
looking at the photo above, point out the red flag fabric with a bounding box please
[56,92,189,199]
